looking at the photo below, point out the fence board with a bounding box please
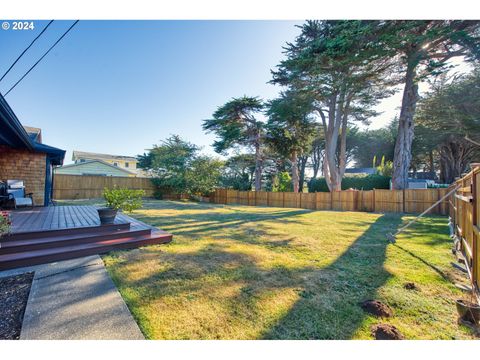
[357,190,374,212]
[374,189,403,213]
[268,192,284,207]
[53,174,155,200]
[315,192,331,210]
[281,192,296,208]
[210,188,454,216]
[451,166,480,296]
[300,193,316,210]
[476,171,480,291]
[256,191,268,206]
[238,191,249,205]
[404,189,442,214]
[226,190,239,204]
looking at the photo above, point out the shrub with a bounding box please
[220,173,252,191]
[152,184,175,199]
[272,171,293,192]
[103,187,145,213]
[308,174,391,192]
[376,156,393,177]
[0,211,11,237]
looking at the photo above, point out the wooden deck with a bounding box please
[9,206,155,233]
[0,206,172,270]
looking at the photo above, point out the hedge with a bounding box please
[307,174,391,192]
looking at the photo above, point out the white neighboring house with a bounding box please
[67,150,151,177]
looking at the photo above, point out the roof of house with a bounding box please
[23,126,42,143]
[72,150,138,162]
[0,94,34,150]
[56,159,137,176]
[0,94,65,165]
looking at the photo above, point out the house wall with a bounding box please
[75,157,137,170]
[0,145,46,205]
[102,159,137,170]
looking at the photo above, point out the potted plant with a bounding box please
[0,211,11,238]
[98,187,145,225]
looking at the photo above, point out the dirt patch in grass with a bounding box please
[404,282,419,291]
[0,272,34,340]
[360,300,393,318]
[372,324,404,340]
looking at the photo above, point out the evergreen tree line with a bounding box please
[139,21,480,195]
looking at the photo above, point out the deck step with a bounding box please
[4,222,131,241]
[0,228,152,254]
[0,231,172,270]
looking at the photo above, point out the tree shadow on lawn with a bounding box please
[259,213,403,339]
[134,208,308,238]
[112,213,404,339]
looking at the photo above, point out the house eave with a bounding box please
[0,94,34,150]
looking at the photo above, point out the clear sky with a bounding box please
[0,20,471,164]
[0,20,304,163]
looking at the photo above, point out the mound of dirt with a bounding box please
[404,282,418,290]
[372,324,404,340]
[360,300,393,318]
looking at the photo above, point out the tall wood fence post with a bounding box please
[472,169,478,289]
[373,189,376,212]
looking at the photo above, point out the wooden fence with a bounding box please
[53,174,155,199]
[450,165,480,294]
[211,188,450,215]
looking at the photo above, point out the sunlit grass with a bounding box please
[60,199,475,339]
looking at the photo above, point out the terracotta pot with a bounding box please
[97,207,118,225]
[456,299,480,324]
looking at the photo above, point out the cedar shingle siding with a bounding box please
[0,145,46,205]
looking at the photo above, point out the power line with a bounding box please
[3,20,79,97]
[0,20,54,83]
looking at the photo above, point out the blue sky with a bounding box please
[1,20,469,165]
[0,20,306,163]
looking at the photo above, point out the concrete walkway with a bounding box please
[0,255,144,340]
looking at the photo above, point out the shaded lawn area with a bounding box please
[60,199,475,339]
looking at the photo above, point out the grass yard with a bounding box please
[62,199,475,339]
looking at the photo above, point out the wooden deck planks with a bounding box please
[9,206,140,234]
[1,205,173,270]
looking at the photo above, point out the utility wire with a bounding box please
[3,20,79,97]
[0,20,54,83]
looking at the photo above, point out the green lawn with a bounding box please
[61,199,475,339]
